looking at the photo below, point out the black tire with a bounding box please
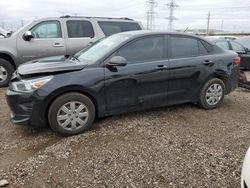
[0,58,15,87]
[48,92,95,136]
[198,78,226,110]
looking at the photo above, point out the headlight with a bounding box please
[12,76,53,92]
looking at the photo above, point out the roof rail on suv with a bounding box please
[60,15,134,21]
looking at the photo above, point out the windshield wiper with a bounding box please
[71,55,80,62]
[65,55,80,62]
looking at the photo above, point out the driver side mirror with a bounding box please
[245,48,250,53]
[106,56,127,67]
[23,31,34,41]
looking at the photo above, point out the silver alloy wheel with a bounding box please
[205,83,223,106]
[57,101,89,131]
[0,66,7,83]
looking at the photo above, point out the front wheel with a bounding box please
[0,58,15,87]
[48,92,95,136]
[199,78,226,110]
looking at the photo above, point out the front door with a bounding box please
[104,35,170,115]
[17,20,66,63]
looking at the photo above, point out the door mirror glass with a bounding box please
[106,56,127,67]
[23,31,34,41]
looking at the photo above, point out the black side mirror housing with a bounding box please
[106,56,127,67]
[23,31,34,41]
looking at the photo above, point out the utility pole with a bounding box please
[20,20,25,27]
[0,22,5,29]
[146,0,156,30]
[206,11,210,35]
[165,0,179,31]
[221,20,224,31]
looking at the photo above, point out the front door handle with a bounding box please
[155,65,168,71]
[203,60,214,66]
[53,43,63,47]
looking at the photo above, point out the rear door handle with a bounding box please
[155,65,168,71]
[53,43,63,47]
[203,60,214,66]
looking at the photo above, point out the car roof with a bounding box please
[116,30,213,43]
[35,16,138,23]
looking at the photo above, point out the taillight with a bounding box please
[233,57,241,65]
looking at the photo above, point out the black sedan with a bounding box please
[6,31,239,136]
[211,38,250,69]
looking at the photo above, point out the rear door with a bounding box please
[64,19,97,55]
[17,20,66,63]
[167,35,216,105]
[104,35,169,114]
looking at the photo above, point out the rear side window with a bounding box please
[98,21,141,36]
[198,41,208,55]
[170,36,199,58]
[215,41,230,50]
[67,20,94,38]
[117,36,164,63]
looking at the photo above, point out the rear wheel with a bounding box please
[199,78,225,109]
[0,58,15,87]
[48,92,95,136]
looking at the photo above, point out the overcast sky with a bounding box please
[0,0,250,32]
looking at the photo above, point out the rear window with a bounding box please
[215,41,230,50]
[67,20,94,38]
[98,21,141,36]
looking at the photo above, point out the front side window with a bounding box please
[67,20,94,38]
[215,41,230,50]
[98,21,141,36]
[31,21,62,38]
[231,41,245,52]
[170,36,199,58]
[117,36,165,63]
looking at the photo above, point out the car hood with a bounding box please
[17,56,88,76]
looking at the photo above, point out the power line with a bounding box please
[146,0,157,30]
[165,0,179,31]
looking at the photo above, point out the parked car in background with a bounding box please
[208,35,238,40]
[0,28,7,38]
[242,147,250,188]
[0,16,143,86]
[209,38,250,70]
[5,31,240,136]
[237,36,250,49]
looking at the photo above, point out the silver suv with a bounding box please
[0,16,143,86]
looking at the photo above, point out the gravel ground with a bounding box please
[0,72,250,187]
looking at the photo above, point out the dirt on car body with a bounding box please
[0,73,250,187]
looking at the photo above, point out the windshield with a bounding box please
[76,34,131,63]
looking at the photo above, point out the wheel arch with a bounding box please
[195,72,232,103]
[44,86,100,126]
[0,52,17,69]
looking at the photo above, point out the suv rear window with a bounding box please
[98,21,141,36]
[67,20,94,38]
